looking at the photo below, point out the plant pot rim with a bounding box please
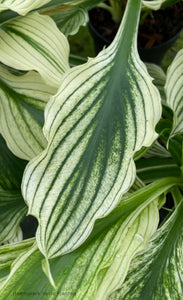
[88,19,183,51]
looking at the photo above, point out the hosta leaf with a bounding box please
[145,63,166,104]
[0,188,27,244]
[142,0,179,10]
[2,226,23,245]
[165,49,183,137]
[110,198,183,300]
[0,0,103,26]
[1,177,181,299]
[0,134,27,190]
[0,0,51,15]
[41,5,88,37]
[143,141,170,158]
[22,0,161,259]
[0,65,56,160]
[0,12,70,88]
[0,238,34,285]
[136,157,181,183]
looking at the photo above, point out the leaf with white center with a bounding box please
[110,197,183,300]
[0,12,70,88]
[43,5,89,36]
[0,188,27,244]
[22,0,161,259]
[165,49,183,137]
[0,65,57,160]
[0,134,27,190]
[0,0,51,15]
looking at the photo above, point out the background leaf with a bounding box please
[41,5,88,37]
[165,49,183,137]
[0,189,27,245]
[0,65,56,160]
[0,12,70,88]
[0,134,27,190]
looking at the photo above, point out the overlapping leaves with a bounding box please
[110,198,183,300]
[1,177,182,299]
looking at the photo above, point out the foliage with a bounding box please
[0,0,182,299]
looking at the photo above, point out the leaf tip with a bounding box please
[42,257,57,289]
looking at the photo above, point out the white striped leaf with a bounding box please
[0,12,70,88]
[0,188,27,245]
[1,177,181,299]
[165,49,183,137]
[110,198,183,300]
[145,63,166,104]
[22,0,161,259]
[0,65,57,160]
[0,238,34,285]
[142,0,178,10]
[1,227,23,245]
[143,141,170,158]
[0,134,27,190]
[43,5,88,36]
[0,0,51,15]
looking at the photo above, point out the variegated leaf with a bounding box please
[0,238,34,285]
[42,5,88,36]
[165,49,183,137]
[22,0,161,259]
[0,0,51,15]
[143,141,170,158]
[142,0,178,10]
[0,65,56,160]
[0,188,27,244]
[1,227,23,245]
[0,12,70,88]
[145,63,166,104]
[1,177,181,299]
[110,198,183,300]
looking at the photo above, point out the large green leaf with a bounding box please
[110,197,183,300]
[0,188,27,244]
[165,49,183,137]
[0,12,70,88]
[0,65,57,160]
[1,177,181,299]
[22,0,161,259]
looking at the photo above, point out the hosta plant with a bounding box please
[0,0,183,299]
